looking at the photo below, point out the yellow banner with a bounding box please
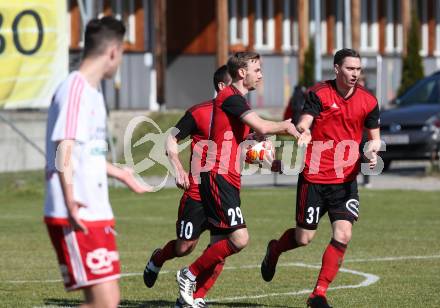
[0,0,68,108]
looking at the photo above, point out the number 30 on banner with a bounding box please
[0,10,43,55]
[0,1,68,109]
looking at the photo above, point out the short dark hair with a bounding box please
[227,52,260,79]
[213,65,231,92]
[333,48,360,66]
[83,16,126,58]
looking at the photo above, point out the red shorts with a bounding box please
[46,224,121,291]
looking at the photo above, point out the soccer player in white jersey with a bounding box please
[44,16,149,308]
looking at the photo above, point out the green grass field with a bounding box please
[0,175,439,307]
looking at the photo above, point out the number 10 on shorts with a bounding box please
[179,221,193,239]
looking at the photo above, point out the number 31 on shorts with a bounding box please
[306,206,320,224]
[228,207,243,226]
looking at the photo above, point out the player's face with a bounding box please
[335,56,361,89]
[104,42,124,79]
[243,59,263,91]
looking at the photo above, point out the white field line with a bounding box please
[4,254,440,285]
[209,263,379,302]
[343,254,440,263]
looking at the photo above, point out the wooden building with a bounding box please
[68,0,440,110]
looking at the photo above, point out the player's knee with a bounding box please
[175,240,197,257]
[108,287,120,308]
[94,290,119,308]
[295,232,314,246]
[296,237,311,246]
[230,232,249,250]
[111,294,120,308]
[233,238,248,250]
[334,232,351,245]
[333,228,352,244]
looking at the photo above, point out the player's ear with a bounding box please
[107,45,116,60]
[108,43,121,60]
[238,67,246,79]
[334,64,339,75]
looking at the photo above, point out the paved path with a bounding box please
[138,161,440,191]
[241,173,440,191]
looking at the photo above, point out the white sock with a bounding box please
[185,268,196,281]
[147,261,161,273]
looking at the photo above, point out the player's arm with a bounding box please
[56,140,88,233]
[165,111,197,190]
[222,95,299,137]
[364,104,381,168]
[106,162,151,193]
[242,112,300,137]
[166,135,190,190]
[296,91,323,146]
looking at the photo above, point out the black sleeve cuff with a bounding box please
[302,91,323,117]
[364,104,380,129]
[221,95,251,118]
[175,111,197,140]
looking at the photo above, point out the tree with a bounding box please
[397,9,424,96]
[299,39,315,87]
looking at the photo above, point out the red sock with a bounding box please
[273,228,299,257]
[152,240,177,267]
[193,261,225,299]
[313,238,347,297]
[189,239,237,276]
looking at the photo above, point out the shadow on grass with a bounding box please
[44,298,174,307]
[44,298,299,307]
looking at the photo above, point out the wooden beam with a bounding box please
[401,0,410,56]
[274,0,283,53]
[154,0,166,106]
[351,0,360,51]
[428,0,435,56]
[134,0,145,51]
[103,0,112,15]
[298,0,309,79]
[248,0,255,51]
[326,0,335,54]
[70,0,81,50]
[216,0,228,67]
[378,0,386,54]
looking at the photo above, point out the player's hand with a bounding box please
[284,119,301,139]
[261,140,275,168]
[298,128,312,147]
[366,139,381,169]
[175,167,190,190]
[121,167,153,193]
[66,201,88,234]
[368,152,378,169]
[271,159,283,174]
[246,132,267,142]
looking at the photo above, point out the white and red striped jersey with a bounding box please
[44,71,114,227]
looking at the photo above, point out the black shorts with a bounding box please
[176,193,208,240]
[296,174,360,230]
[199,172,246,231]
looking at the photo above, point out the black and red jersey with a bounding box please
[175,100,214,201]
[302,80,380,184]
[209,85,252,189]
